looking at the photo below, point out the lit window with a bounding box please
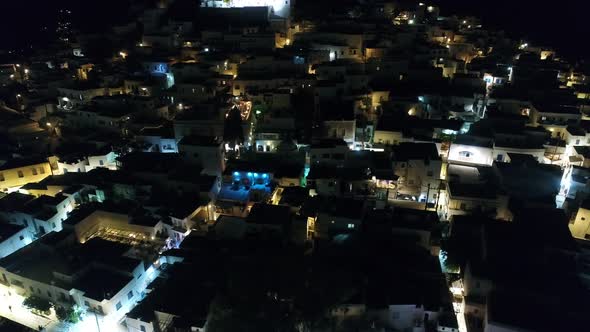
[458,151,472,158]
[347,224,355,229]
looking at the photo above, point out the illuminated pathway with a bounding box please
[0,284,127,332]
[0,262,160,332]
[0,287,54,331]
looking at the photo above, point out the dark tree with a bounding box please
[223,107,244,147]
[23,296,52,314]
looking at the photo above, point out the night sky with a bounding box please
[1,0,588,60]
[438,0,589,61]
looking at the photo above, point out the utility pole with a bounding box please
[435,179,443,211]
[425,183,431,211]
[94,310,101,332]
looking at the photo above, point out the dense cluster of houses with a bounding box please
[0,0,590,331]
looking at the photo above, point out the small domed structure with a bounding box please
[276,138,298,153]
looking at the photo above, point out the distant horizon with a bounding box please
[437,0,589,62]
[1,0,588,61]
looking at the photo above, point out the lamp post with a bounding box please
[86,306,101,332]
[16,94,24,111]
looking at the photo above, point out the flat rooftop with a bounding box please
[0,223,25,241]
[246,203,291,226]
[73,268,133,301]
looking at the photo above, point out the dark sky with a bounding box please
[1,0,588,60]
[0,0,138,54]
[438,0,589,61]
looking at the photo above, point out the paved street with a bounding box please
[0,284,127,332]
[0,287,54,331]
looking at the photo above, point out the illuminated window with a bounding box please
[347,223,355,229]
[458,151,472,158]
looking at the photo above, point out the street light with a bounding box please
[46,122,52,127]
